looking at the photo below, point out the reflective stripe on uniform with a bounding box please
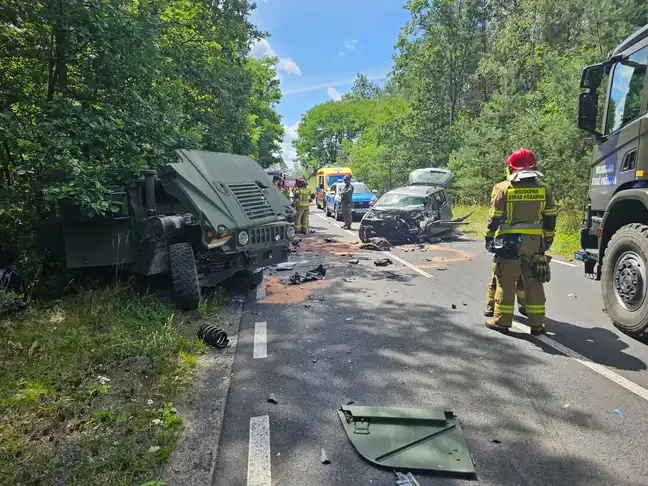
[498,222,544,235]
[525,304,545,314]
[544,207,558,216]
[495,303,514,314]
[489,209,504,217]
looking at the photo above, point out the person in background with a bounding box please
[339,175,354,230]
[293,178,310,234]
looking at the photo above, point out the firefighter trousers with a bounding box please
[342,204,352,228]
[487,274,525,312]
[295,206,309,233]
[492,235,546,330]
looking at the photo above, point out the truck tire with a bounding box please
[601,223,648,340]
[325,202,332,217]
[169,242,201,311]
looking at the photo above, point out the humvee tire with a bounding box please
[169,242,201,310]
[601,223,648,340]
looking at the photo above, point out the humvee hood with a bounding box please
[160,149,288,230]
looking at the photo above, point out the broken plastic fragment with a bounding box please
[614,408,622,416]
[276,262,297,271]
[395,472,420,486]
[349,259,360,264]
[268,393,278,404]
[346,400,355,405]
[451,304,457,309]
[489,438,502,444]
[320,448,331,464]
[374,258,393,267]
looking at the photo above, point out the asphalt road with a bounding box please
[212,208,648,486]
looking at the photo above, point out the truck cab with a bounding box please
[577,24,648,338]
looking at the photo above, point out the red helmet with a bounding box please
[507,148,536,172]
[296,177,306,187]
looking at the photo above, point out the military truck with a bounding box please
[576,24,648,338]
[40,150,295,310]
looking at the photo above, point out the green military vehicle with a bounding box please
[40,150,295,310]
[577,24,648,338]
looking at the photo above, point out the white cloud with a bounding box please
[278,58,301,76]
[344,39,357,50]
[281,123,299,168]
[250,38,301,76]
[339,51,345,57]
[282,68,389,95]
[327,87,342,101]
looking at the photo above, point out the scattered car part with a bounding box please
[320,448,331,465]
[359,237,391,251]
[374,258,393,267]
[395,472,420,486]
[275,262,297,271]
[288,264,326,285]
[349,259,360,265]
[197,323,229,348]
[268,393,278,404]
[337,405,475,477]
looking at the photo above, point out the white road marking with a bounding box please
[247,415,271,486]
[512,321,648,402]
[253,322,267,359]
[345,230,356,236]
[385,251,434,279]
[256,285,267,300]
[316,214,328,221]
[552,259,579,268]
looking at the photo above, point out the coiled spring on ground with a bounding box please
[197,323,229,348]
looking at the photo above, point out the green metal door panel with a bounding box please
[63,221,135,268]
[338,406,475,477]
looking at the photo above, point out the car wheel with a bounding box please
[602,223,648,340]
[334,205,342,221]
[169,242,201,310]
[359,225,368,243]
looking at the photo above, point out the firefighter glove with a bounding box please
[531,254,552,283]
[544,241,552,251]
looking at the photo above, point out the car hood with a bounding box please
[159,149,289,230]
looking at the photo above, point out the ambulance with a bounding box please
[315,167,353,210]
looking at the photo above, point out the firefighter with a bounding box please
[293,178,310,234]
[485,148,557,335]
[485,275,526,317]
[339,175,354,229]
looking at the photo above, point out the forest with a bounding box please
[293,0,648,211]
[0,0,283,272]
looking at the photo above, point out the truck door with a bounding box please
[591,47,648,210]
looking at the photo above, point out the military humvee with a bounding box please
[40,150,295,309]
[577,24,648,338]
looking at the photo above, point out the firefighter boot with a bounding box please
[485,273,496,317]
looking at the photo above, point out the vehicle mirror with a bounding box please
[577,92,601,136]
[581,64,604,89]
[372,189,378,195]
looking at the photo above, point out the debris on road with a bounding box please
[349,259,360,265]
[345,317,353,321]
[320,448,331,464]
[359,237,391,251]
[568,293,577,298]
[395,472,420,486]
[343,277,357,282]
[275,262,297,271]
[289,264,326,285]
[451,304,457,310]
[312,358,318,363]
[337,406,475,476]
[614,408,623,417]
[308,229,316,233]
[374,258,393,267]
[197,324,229,348]
[384,271,404,281]
[268,393,278,404]
[323,237,337,243]
[346,400,355,405]
[489,438,502,444]
[437,267,448,271]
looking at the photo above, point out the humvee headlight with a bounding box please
[237,230,249,246]
[286,225,295,239]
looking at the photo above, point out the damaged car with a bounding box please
[358,172,472,243]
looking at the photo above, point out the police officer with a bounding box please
[339,175,354,230]
[293,178,310,234]
[485,148,557,335]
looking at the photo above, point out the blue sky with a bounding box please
[249,0,411,168]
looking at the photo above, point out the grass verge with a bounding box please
[0,284,222,486]
[454,205,582,259]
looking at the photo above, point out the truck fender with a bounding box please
[599,188,648,261]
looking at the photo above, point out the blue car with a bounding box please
[325,181,378,221]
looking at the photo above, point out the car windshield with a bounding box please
[409,169,452,186]
[352,182,370,193]
[374,193,425,209]
[326,175,350,187]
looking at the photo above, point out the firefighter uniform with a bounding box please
[486,274,526,317]
[485,152,557,334]
[294,186,310,234]
[281,186,291,199]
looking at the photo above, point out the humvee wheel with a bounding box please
[602,223,648,340]
[169,242,201,310]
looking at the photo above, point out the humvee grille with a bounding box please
[251,225,285,245]
[228,182,275,220]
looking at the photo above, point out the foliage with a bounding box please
[0,0,283,266]
[293,0,648,213]
[0,283,221,485]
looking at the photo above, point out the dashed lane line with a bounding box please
[512,321,648,402]
[253,322,267,359]
[256,285,267,300]
[247,415,271,486]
